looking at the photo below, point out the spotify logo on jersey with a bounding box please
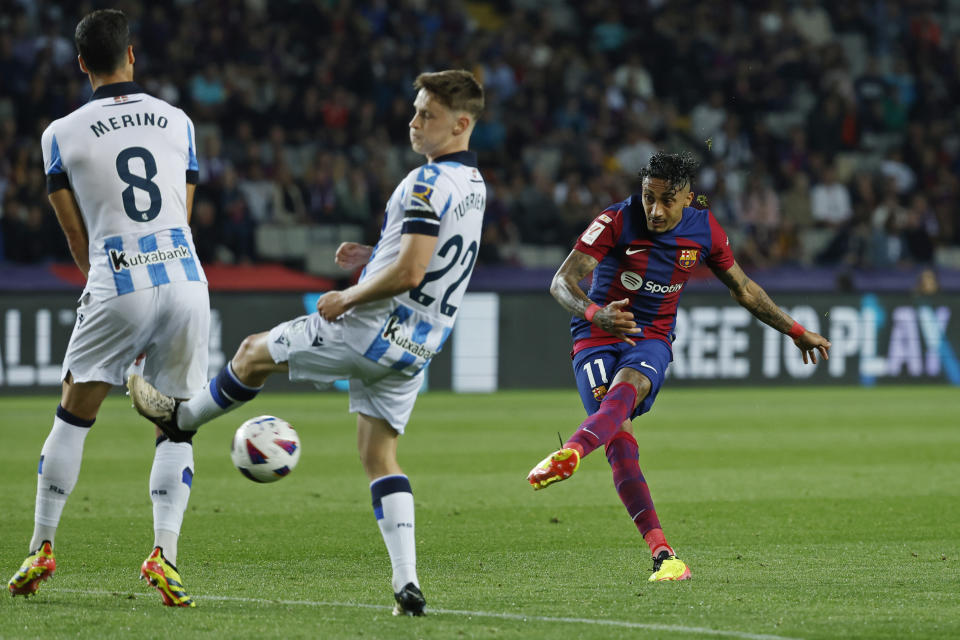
[620,271,643,291]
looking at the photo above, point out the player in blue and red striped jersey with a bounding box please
[527,151,831,582]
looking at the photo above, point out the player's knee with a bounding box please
[356,417,402,479]
[231,335,255,372]
[232,333,270,378]
[358,447,395,480]
[636,376,652,398]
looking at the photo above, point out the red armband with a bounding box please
[584,303,601,323]
[787,321,806,339]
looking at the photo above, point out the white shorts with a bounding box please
[61,282,210,398]
[266,314,423,433]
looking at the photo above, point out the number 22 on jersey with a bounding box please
[408,234,478,317]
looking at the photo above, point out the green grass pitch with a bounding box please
[1,386,958,639]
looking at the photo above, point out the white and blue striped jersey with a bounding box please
[41,81,205,299]
[343,151,486,375]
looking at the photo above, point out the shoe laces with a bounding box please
[652,550,671,572]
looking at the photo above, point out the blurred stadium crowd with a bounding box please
[2,0,960,275]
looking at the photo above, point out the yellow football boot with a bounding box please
[8,541,56,597]
[140,547,196,607]
[649,551,691,582]
[527,448,581,490]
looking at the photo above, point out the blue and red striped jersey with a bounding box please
[570,195,735,354]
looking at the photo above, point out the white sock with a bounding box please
[155,530,179,565]
[178,362,262,430]
[371,475,418,593]
[31,408,93,551]
[150,439,194,566]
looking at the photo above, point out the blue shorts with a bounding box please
[572,339,673,419]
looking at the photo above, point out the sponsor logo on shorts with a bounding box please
[109,245,192,272]
[382,316,436,360]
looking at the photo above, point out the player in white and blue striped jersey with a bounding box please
[340,142,486,377]
[8,9,205,608]
[128,70,486,615]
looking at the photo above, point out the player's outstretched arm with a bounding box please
[335,242,374,270]
[712,261,831,364]
[317,233,438,321]
[49,189,90,277]
[550,249,642,345]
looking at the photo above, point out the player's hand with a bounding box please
[316,290,351,321]
[593,298,643,346]
[794,331,831,364]
[335,242,374,270]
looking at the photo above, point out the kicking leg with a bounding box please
[566,368,649,457]
[358,413,425,616]
[128,332,284,440]
[528,367,647,490]
[177,332,283,427]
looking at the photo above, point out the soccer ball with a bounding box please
[230,416,301,483]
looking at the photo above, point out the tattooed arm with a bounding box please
[550,249,642,345]
[712,261,831,364]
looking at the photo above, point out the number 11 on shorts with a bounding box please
[582,358,608,388]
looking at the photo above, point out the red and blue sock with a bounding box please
[565,383,637,458]
[605,431,674,558]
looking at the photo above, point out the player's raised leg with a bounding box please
[528,367,644,490]
[128,331,280,441]
[357,413,425,616]
[8,378,109,597]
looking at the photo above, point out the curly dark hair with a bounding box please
[638,151,700,192]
